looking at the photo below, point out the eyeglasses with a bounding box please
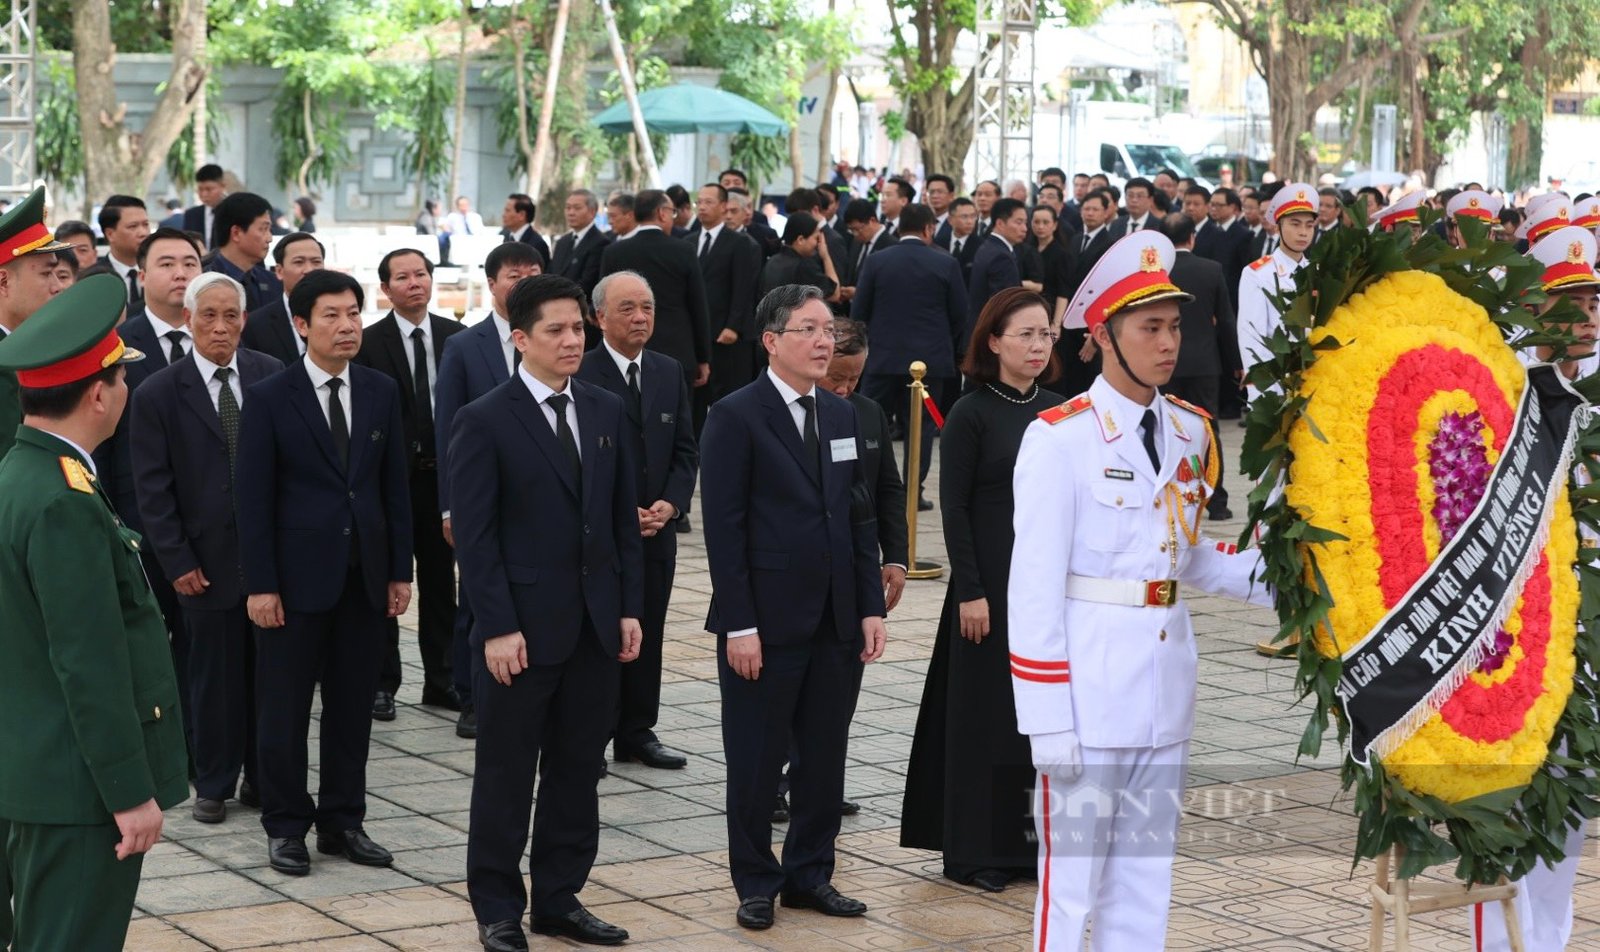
[774,324,840,341]
[999,330,1059,344]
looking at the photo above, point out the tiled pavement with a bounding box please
[126,432,1600,950]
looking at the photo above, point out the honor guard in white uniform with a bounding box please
[1474,225,1600,952]
[1008,232,1274,951]
[1446,190,1505,250]
[1235,183,1318,379]
[1573,196,1600,240]
[1373,190,1427,234]
[1515,194,1574,247]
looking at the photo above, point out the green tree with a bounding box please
[397,44,455,214]
[36,58,85,214]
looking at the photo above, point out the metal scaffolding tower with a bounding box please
[0,0,34,197]
[973,0,1036,187]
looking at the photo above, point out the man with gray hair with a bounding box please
[130,270,284,824]
[577,270,699,771]
[700,283,887,931]
[551,189,611,300]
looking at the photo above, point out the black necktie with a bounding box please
[547,393,581,487]
[856,241,869,275]
[326,377,349,470]
[1140,408,1161,473]
[128,269,141,302]
[952,237,962,256]
[1081,233,1091,252]
[165,330,186,365]
[699,231,712,259]
[797,394,820,479]
[214,367,240,471]
[626,361,642,418]
[410,326,434,444]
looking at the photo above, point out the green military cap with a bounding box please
[0,274,142,387]
[0,186,74,260]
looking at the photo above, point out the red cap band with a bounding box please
[0,222,53,259]
[1542,261,1600,291]
[1085,270,1181,330]
[16,331,126,388]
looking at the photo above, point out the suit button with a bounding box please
[1159,542,1168,552]
[221,482,230,493]
[582,566,589,576]
[1159,630,1168,642]
[343,527,351,536]
[583,524,591,535]
[153,705,163,720]
[348,491,356,500]
[1154,498,1162,509]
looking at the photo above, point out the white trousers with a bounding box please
[1031,741,1189,952]
[1470,817,1586,952]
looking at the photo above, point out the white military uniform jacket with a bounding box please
[1007,376,1273,750]
[1236,247,1308,374]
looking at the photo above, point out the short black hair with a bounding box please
[1125,177,1154,198]
[289,269,364,321]
[990,197,1027,224]
[1155,167,1180,182]
[213,192,273,248]
[898,203,935,234]
[832,318,868,357]
[1082,189,1113,211]
[506,274,587,334]
[1030,203,1058,222]
[1317,186,1340,199]
[195,163,225,184]
[1151,191,1173,214]
[1037,183,1063,202]
[1038,167,1066,184]
[1184,184,1212,201]
[699,182,729,204]
[886,177,916,202]
[950,196,975,210]
[271,231,325,265]
[1357,186,1385,206]
[925,173,956,193]
[1102,183,1122,204]
[485,240,543,281]
[719,168,749,186]
[814,184,840,210]
[53,249,78,274]
[98,195,146,233]
[293,196,316,219]
[137,227,205,268]
[507,193,536,222]
[378,248,435,284]
[781,214,819,244]
[665,184,691,209]
[1163,212,1197,245]
[786,187,819,214]
[606,191,635,214]
[634,189,671,223]
[842,198,879,225]
[53,220,95,243]
[20,365,121,419]
[1072,172,1090,183]
[1214,187,1241,210]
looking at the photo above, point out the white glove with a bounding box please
[1030,730,1082,780]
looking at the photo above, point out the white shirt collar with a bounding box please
[935,212,948,225]
[491,312,512,344]
[572,223,594,243]
[634,224,663,235]
[1217,215,1237,230]
[992,231,1014,252]
[517,364,570,404]
[1081,224,1106,241]
[395,311,431,340]
[145,310,190,339]
[107,254,136,279]
[602,338,644,380]
[302,355,350,391]
[1093,376,1163,442]
[191,347,238,381]
[699,222,724,244]
[765,366,815,404]
[37,429,98,477]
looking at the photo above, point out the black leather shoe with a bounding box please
[192,797,226,824]
[968,868,1012,892]
[599,757,608,778]
[780,883,867,917]
[771,793,790,823]
[478,919,529,952]
[736,896,774,930]
[840,799,860,817]
[268,836,310,876]
[237,780,260,808]
[531,905,629,945]
[315,828,393,867]
[615,740,688,770]
[676,515,692,534]
[456,707,477,739]
[421,686,463,711]
[917,496,934,512]
[1208,505,1234,521]
[372,691,397,721]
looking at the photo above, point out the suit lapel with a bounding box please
[378,316,413,411]
[508,379,579,499]
[286,363,345,475]
[759,376,820,489]
[575,381,602,508]
[272,302,297,358]
[475,321,510,383]
[346,369,376,479]
[597,352,642,428]
[176,358,225,443]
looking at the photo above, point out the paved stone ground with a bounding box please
[125,430,1600,950]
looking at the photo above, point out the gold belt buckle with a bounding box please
[1144,579,1177,607]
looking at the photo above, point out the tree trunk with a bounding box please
[599,0,661,188]
[509,1,537,195]
[73,0,208,199]
[296,87,318,199]
[529,0,570,200]
[789,123,804,186]
[1264,24,1315,181]
[537,0,597,227]
[448,0,470,201]
[815,0,840,183]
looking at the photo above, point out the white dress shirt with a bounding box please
[281,293,306,355]
[204,206,215,247]
[696,222,724,256]
[603,339,644,392]
[302,357,353,429]
[145,310,193,361]
[39,429,98,478]
[949,233,970,257]
[191,349,243,413]
[107,254,140,297]
[517,366,581,458]
[491,312,516,377]
[396,314,438,397]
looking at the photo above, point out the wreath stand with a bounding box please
[1367,844,1525,951]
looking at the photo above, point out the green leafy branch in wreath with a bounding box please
[1238,203,1600,885]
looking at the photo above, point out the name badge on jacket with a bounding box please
[829,437,857,462]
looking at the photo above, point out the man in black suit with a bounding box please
[965,197,1027,342]
[1110,177,1160,237]
[1053,189,1117,391]
[1163,214,1238,520]
[435,241,544,739]
[688,183,763,407]
[354,249,463,721]
[205,192,283,313]
[945,197,981,284]
[82,195,149,307]
[1242,192,1269,262]
[500,193,551,267]
[924,174,956,248]
[452,275,644,951]
[726,188,780,256]
[599,189,711,400]
[238,270,413,877]
[1059,172,1088,232]
[879,177,914,236]
[841,199,891,286]
[578,270,699,771]
[550,189,610,299]
[183,163,228,249]
[701,283,887,931]
[851,204,966,503]
[242,232,324,365]
[130,271,283,825]
[1199,187,1252,310]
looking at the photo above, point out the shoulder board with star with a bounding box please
[1038,394,1092,425]
[1247,254,1274,270]
[1164,394,1211,420]
[59,456,94,494]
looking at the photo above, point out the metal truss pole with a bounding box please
[974,0,1036,187]
[0,0,34,197]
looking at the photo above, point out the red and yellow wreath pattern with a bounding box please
[1286,270,1578,802]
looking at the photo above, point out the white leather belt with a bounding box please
[1064,574,1179,607]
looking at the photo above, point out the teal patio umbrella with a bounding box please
[591,84,789,137]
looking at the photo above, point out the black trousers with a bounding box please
[451,579,475,709]
[613,556,674,752]
[468,623,618,925]
[710,339,755,405]
[380,465,456,697]
[255,568,384,839]
[718,615,864,900]
[145,552,194,764]
[1166,373,1229,511]
[862,371,943,498]
[186,601,256,800]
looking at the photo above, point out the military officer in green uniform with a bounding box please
[0,274,190,950]
[0,186,74,460]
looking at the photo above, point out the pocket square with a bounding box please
[598,435,613,449]
[660,413,674,423]
[370,430,383,441]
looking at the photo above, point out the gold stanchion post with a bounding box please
[905,361,945,580]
